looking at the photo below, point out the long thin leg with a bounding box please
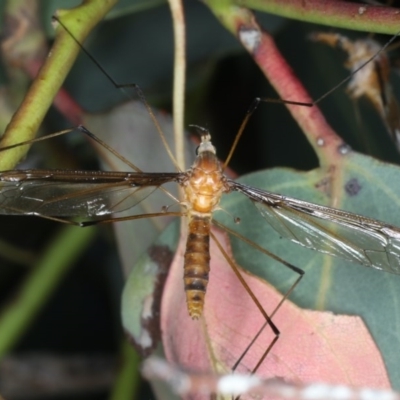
[8,211,183,227]
[212,220,304,378]
[53,16,182,173]
[80,211,184,226]
[0,125,144,173]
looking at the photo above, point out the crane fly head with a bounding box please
[189,124,216,156]
[198,133,216,155]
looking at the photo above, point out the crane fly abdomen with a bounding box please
[184,214,211,319]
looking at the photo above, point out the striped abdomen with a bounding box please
[184,214,211,319]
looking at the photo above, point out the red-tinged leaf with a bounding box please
[161,227,390,400]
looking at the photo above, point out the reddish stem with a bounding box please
[224,7,347,168]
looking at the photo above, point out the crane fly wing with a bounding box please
[0,170,181,218]
[0,181,158,217]
[229,180,400,274]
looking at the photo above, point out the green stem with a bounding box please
[236,0,400,34]
[0,0,118,171]
[0,225,96,356]
[109,339,141,400]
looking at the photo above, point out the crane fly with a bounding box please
[4,12,400,395]
[1,124,400,319]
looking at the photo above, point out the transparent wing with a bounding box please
[0,170,181,218]
[229,180,400,274]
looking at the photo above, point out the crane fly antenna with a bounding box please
[188,124,211,150]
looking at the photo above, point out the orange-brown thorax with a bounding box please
[184,133,227,214]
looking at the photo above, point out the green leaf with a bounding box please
[217,150,400,389]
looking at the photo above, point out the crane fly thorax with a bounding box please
[184,148,227,214]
